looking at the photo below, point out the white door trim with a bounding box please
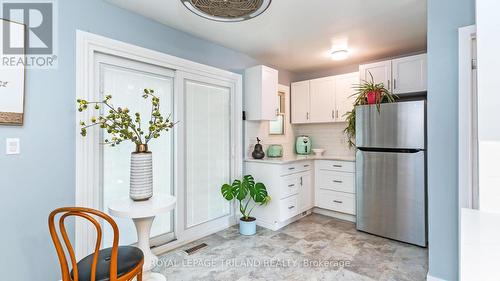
[458,25,477,210]
[75,31,242,259]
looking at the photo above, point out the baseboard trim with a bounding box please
[312,207,356,223]
[256,210,313,231]
[427,274,447,281]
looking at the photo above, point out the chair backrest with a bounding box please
[48,207,120,281]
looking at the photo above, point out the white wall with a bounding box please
[477,0,500,213]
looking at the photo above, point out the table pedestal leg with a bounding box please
[132,216,166,281]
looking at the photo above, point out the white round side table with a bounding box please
[109,194,176,281]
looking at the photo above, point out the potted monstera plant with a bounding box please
[344,72,398,147]
[221,175,271,236]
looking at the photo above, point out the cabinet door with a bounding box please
[291,81,311,124]
[392,54,427,94]
[261,66,279,119]
[309,77,335,123]
[335,72,359,122]
[299,172,313,212]
[359,60,392,92]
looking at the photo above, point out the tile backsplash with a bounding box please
[245,120,355,158]
[293,123,355,158]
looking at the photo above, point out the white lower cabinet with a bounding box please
[315,160,356,215]
[245,159,355,230]
[245,161,314,231]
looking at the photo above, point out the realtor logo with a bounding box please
[1,0,57,68]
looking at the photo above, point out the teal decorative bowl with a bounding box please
[267,144,283,158]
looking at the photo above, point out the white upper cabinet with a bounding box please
[359,60,392,91]
[291,72,359,124]
[244,65,279,121]
[392,54,427,94]
[335,72,359,122]
[309,77,335,123]
[291,80,311,124]
[359,54,427,95]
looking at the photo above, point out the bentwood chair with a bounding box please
[49,207,144,281]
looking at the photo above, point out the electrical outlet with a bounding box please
[6,138,20,155]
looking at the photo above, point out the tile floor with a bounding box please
[153,214,428,281]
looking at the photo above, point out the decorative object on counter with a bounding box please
[344,72,398,148]
[220,175,271,235]
[77,89,176,201]
[267,144,283,158]
[296,135,312,155]
[252,137,265,159]
[312,148,326,156]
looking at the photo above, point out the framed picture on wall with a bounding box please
[0,19,26,125]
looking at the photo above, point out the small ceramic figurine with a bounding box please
[252,137,265,159]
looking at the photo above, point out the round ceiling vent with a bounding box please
[180,0,272,22]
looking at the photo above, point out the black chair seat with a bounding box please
[71,246,143,281]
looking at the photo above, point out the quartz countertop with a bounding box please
[244,155,355,164]
[460,208,500,281]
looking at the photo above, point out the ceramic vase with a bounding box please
[239,217,257,236]
[367,91,381,105]
[130,144,153,201]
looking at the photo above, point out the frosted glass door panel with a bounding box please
[185,80,231,228]
[99,62,174,247]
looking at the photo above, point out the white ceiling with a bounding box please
[107,0,427,74]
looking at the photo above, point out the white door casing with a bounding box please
[75,31,242,259]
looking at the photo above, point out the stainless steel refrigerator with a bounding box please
[355,100,427,247]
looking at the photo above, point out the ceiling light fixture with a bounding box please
[331,49,349,61]
[180,0,272,22]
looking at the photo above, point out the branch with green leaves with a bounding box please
[221,175,271,220]
[77,89,175,146]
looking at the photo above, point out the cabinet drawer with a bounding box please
[279,195,299,221]
[317,170,355,193]
[316,160,355,173]
[281,175,301,199]
[316,189,355,215]
[281,161,312,175]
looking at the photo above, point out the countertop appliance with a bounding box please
[295,135,311,155]
[355,100,427,247]
[267,144,283,158]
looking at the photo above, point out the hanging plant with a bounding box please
[344,72,398,148]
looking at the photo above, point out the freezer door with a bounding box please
[356,101,425,149]
[356,150,426,246]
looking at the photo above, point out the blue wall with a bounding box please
[0,1,294,280]
[427,0,475,280]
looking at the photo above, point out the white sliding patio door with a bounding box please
[95,54,175,248]
[174,72,238,241]
[76,31,242,258]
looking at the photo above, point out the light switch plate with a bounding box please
[6,138,20,155]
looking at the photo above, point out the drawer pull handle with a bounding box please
[288,167,296,170]
[288,206,295,210]
[333,180,343,183]
[333,165,343,168]
[304,164,310,167]
[333,200,343,204]
[288,184,295,187]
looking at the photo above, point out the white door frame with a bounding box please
[75,31,242,258]
[458,25,477,210]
